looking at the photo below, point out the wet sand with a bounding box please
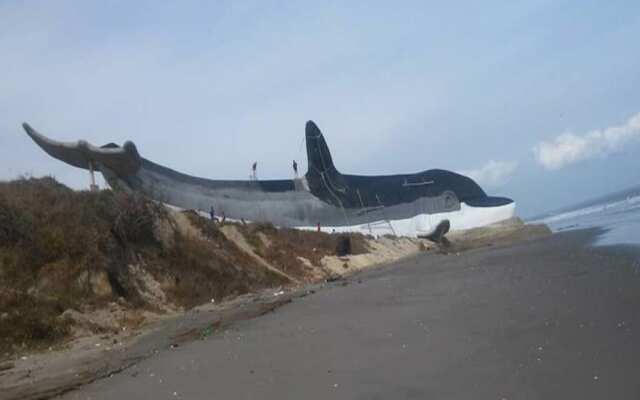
[56,229,640,399]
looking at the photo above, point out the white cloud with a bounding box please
[534,112,640,170]
[459,160,518,188]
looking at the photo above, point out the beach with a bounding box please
[2,3,638,399]
[52,228,640,400]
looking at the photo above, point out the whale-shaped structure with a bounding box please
[23,121,515,237]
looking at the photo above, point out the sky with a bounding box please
[1,0,639,217]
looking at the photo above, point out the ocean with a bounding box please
[530,185,640,246]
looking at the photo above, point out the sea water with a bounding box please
[530,186,640,246]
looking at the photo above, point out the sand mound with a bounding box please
[321,236,433,276]
[446,217,552,251]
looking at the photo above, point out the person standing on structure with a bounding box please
[251,161,257,180]
[292,159,298,178]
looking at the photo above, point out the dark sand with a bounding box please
[59,229,640,400]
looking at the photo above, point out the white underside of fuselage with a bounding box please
[298,201,516,238]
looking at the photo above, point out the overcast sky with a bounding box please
[1,0,639,217]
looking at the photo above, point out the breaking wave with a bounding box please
[531,188,640,246]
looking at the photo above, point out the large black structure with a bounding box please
[23,121,515,237]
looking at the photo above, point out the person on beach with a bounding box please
[209,206,215,221]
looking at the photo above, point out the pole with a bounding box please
[88,161,98,192]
